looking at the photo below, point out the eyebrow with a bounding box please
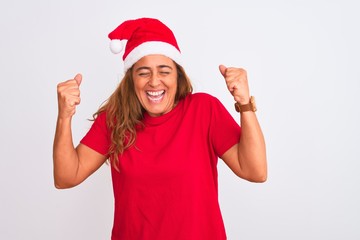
[158,65,173,70]
[135,65,173,72]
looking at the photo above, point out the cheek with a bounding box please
[134,88,142,101]
[168,77,178,94]
[133,87,144,104]
[133,79,145,95]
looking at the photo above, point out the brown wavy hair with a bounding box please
[93,62,193,169]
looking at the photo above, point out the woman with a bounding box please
[53,17,267,240]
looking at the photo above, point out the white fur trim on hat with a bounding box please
[110,39,128,54]
[123,41,182,72]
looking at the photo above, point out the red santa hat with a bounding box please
[108,18,182,72]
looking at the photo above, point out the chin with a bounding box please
[145,106,170,117]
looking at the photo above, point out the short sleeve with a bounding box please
[80,112,110,156]
[209,97,241,157]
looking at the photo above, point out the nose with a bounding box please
[148,74,161,88]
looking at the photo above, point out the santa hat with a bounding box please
[108,18,182,72]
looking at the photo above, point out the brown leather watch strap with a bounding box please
[234,96,257,113]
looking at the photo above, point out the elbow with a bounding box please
[54,182,68,189]
[54,182,76,189]
[247,158,267,183]
[53,177,77,189]
[239,169,267,183]
[249,173,267,183]
[54,181,72,189]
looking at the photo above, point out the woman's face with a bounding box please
[132,54,178,117]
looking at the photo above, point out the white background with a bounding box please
[1,0,359,239]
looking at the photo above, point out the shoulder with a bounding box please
[186,92,221,105]
[94,110,107,123]
[183,92,226,115]
[89,111,109,132]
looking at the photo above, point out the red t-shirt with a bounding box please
[81,92,241,240]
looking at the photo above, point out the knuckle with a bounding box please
[239,68,247,75]
[58,91,66,99]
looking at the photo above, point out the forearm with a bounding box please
[53,117,80,188]
[238,111,267,182]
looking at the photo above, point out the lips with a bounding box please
[146,90,165,102]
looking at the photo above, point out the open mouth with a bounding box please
[146,90,165,102]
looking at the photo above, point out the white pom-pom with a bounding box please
[110,39,123,54]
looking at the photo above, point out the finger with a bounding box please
[57,82,80,99]
[68,84,81,94]
[218,65,227,77]
[227,81,238,93]
[74,96,81,105]
[74,73,82,86]
[68,96,81,107]
[57,79,78,89]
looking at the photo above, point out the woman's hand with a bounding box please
[57,74,82,119]
[219,65,250,104]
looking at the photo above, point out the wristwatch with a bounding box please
[234,96,257,113]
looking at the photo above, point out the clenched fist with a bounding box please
[219,65,250,105]
[57,74,82,119]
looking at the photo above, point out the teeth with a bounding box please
[146,90,165,102]
[147,90,165,96]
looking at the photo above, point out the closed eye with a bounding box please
[138,72,150,77]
